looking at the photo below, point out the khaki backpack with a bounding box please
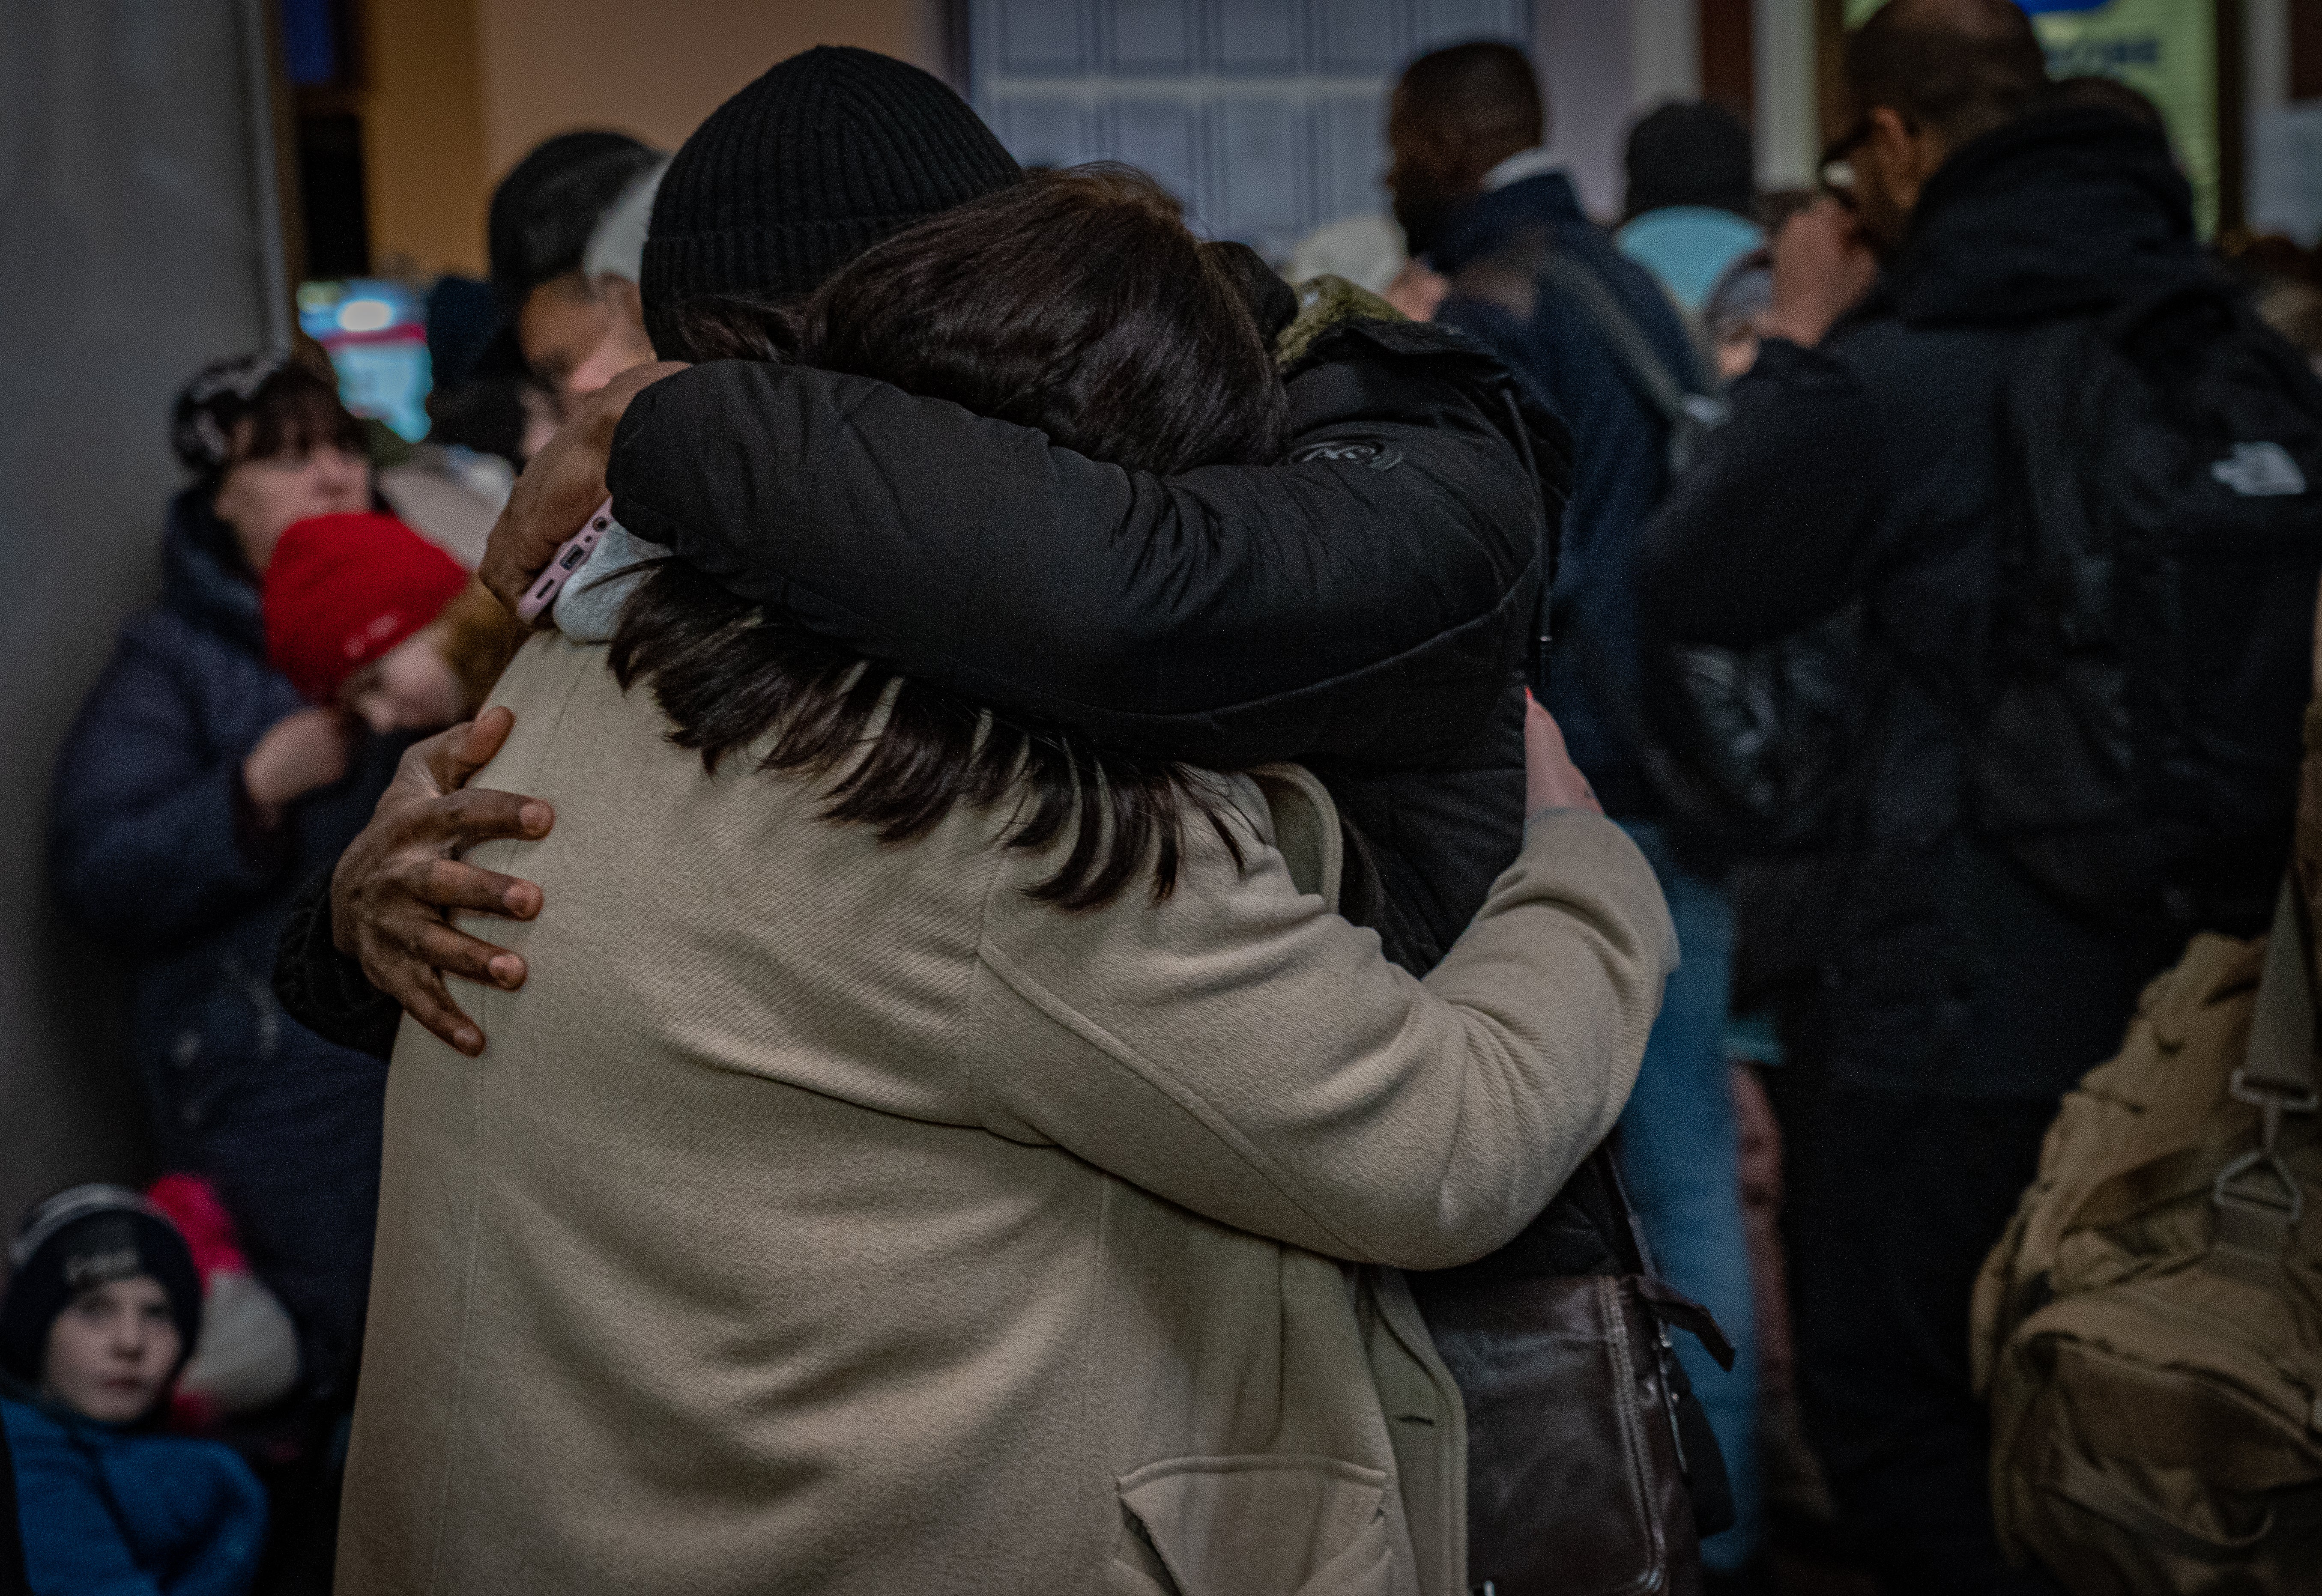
[1973,881,2322,1590]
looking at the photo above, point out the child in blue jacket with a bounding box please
[0,1186,266,1595]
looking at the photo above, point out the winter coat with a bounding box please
[1638,107,2246,1100]
[1428,171,1704,820]
[3,1397,267,1596]
[49,491,409,1399]
[273,313,1571,1044]
[334,631,1676,1596]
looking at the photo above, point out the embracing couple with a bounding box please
[285,48,1675,1596]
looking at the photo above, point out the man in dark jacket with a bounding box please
[1387,42,1762,1573]
[1638,1,2283,1588]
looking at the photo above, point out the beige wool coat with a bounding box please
[338,633,1676,1596]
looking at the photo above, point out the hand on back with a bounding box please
[331,707,552,1056]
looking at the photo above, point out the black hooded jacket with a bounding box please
[1639,108,2249,1100]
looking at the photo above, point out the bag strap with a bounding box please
[2212,878,2322,1254]
[1533,251,1699,431]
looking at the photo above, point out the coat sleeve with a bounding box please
[13,1462,160,1596]
[154,1444,270,1596]
[968,807,1676,1270]
[1637,337,1892,648]
[604,333,1560,771]
[272,869,404,1060]
[50,627,293,953]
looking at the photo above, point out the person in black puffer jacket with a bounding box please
[1638,2,2313,1589]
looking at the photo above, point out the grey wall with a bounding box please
[0,1,284,1232]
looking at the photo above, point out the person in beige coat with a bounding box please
[338,170,1675,1596]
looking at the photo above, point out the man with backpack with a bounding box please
[1390,41,1764,1580]
[1639,0,2322,1589]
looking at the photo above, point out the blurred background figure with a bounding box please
[1286,209,1407,297]
[487,131,664,421]
[45,355,461,1580]
[1641,0,2322,1589]
[1617,101,1764,316]
[1,1185,269,1596]
[1386,39,1765,1586]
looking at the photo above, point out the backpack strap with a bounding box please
[1533,251,1703,431]
[2212,878,2321,1255]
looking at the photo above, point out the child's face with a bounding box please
[341,633,467,736]
[42,1275,181,1424]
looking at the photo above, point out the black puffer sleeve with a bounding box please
[272,869,402,1060]
[607,322,1568,771]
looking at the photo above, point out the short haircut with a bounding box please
[1845,0,2050,148]
[1393,42,1544,181]
[486,131,662,309]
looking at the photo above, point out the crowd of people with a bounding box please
[9,0,2321,1591]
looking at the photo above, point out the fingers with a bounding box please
[401,917,528,991]
[387,965,488,1058]
[457,706,516,771]
[391,786,553,853]
[359,915,528,1057]
[416,854,543,919]
[419,706,516,794]
[394,722,471,802]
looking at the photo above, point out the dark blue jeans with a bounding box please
[1615,820,1760,1571]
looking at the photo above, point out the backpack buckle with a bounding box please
[2214,1071,2314,1234]
[2228,1069,2320,1150]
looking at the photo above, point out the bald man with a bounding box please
[1640,1,2292,1590]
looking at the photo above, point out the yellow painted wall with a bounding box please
[359,0,943,280]
[362,0,491,277]
[475,0,943,185]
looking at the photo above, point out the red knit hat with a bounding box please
[263,513,469,704]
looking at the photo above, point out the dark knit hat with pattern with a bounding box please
[641,46,1021,354]
[0,1185,202,1397]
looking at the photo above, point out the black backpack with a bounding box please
[1975,280,2322,935]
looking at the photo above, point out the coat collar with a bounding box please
[159,487,266,656]
[1876,106,2208,328]
[1427,171,1590,278]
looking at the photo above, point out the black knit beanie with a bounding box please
[642,47,1022,355]
[0,1185,203,1396]
[1623,101,1756,221]
[489,130,665,311]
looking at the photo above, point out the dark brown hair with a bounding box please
[1390,42,1545,191]
[234,366,368,473]
[1845,0,2049,149]
[613,166,1289,909]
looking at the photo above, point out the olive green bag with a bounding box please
[1972,881,2322,1590]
